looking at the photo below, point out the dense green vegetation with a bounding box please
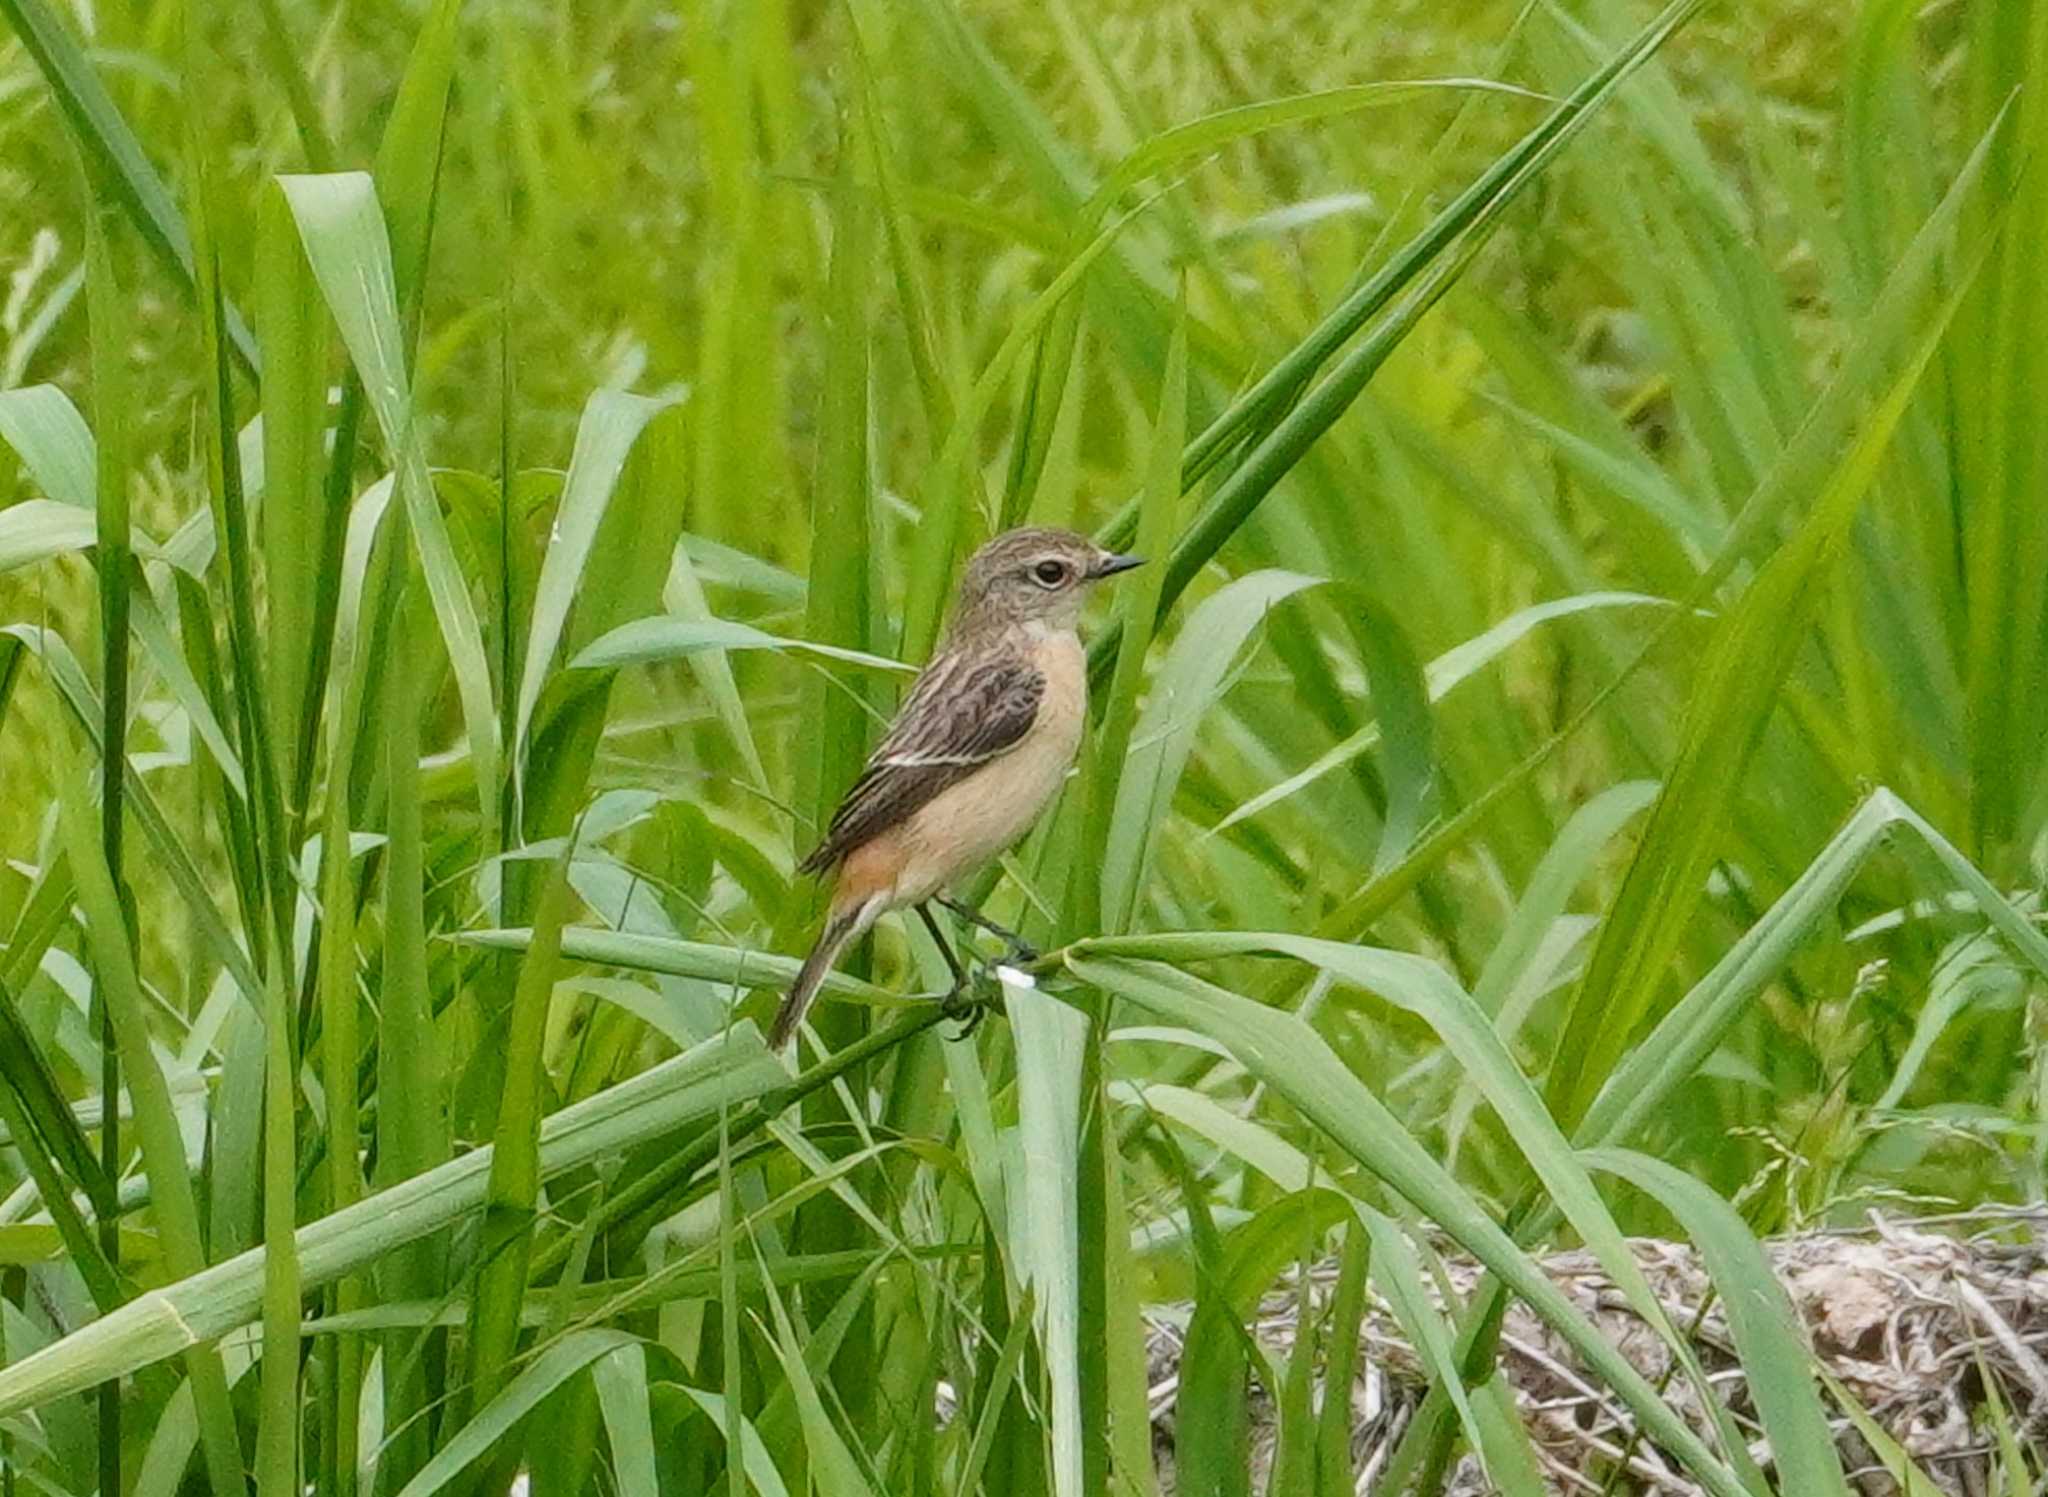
[0,0,2042,1491]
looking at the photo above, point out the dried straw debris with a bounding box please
[1146,1209,2048,1494]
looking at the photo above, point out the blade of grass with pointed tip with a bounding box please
[512,389,682,794]
[184,78,309,1497]
[661,542,769,794]
[372,0,462,325]
[1585,788,2048,1155]
[592,1344,659,1497]
[1085,79,1551,216]
[756,1250,881,1497]
[1086,0,1707,562]
[1351,1206,1491,1482]
[187,43,294,957]
[672,1386,792,1497]
[574,616,912,676]
[1584,1148,1853,1497]
[278,171,500,837]
[255,182,325,813]
[1547,198,2003,1132]
[1080,298,1185,937]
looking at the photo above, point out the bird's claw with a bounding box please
[939,983,990,1041]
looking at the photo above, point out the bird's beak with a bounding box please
[1090,552,1145,579]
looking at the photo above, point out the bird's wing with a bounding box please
[799,648,1045,874]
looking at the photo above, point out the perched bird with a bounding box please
[769,527,1144,1049]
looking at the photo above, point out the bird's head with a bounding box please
[950,526,1144,634]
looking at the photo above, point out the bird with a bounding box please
[769,527,1144,1050]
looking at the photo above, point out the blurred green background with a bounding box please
[0,0,2042,1491]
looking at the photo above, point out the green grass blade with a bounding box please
[455,925,901,1009]
[574,616,912,676]
[660,542,770,794]
[1071,955,1751,1497]
[1583,788,2048,1154]
[374,570,448,1489]
[371,0,463,322]
[54,747,246,1497]
[894,187,1172,665]
[1102,572,1319,931]
[1312,1222,1369,1496]
[0,990,123,1310]
[1081,298,1185,936]
[1086,0,1707,560]
[1546,174,2004,1130]
[254,182,326,814]
[1007,977,1089,1497]
[1086,79,1549,216]
[1584,1149,1853,1497]
[1083,930,1709,1394]
[0,385,94,510]
[0,387,247,795]
[257,955,303,1496]
[0,623,264,1006]
[250,0,336,171]
[512,389,682,798]
[591,1344,659,1497]
[278,171,500,837]
[778,107,880,1049]
[0,1033,784,1415]
[0,0,258,373]
[84,183,132,1497]
[671,1385,792,1497]
[461,847,578,1432]
[393,1330,639,1497]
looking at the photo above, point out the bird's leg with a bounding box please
[918,903,990,1042]
[916,904,967,995]
[937,896,1038,964]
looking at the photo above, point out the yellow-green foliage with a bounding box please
[0,1,2042,1493]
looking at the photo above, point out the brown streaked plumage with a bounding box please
[770,527,1143,1050]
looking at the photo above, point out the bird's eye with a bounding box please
[1032,559,1068,587]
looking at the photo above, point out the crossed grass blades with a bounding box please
[0,0,2043,1494]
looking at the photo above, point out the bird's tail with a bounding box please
[770,897,877,1051]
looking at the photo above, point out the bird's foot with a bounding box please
[938,982,991,1041]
